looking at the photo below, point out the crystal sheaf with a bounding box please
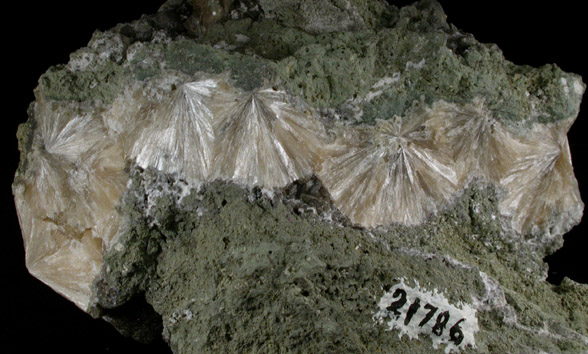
[319,109,457,227]
[13,75,583,310]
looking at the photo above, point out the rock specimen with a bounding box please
[13,0,587,352]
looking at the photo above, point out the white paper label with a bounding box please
[373,279,478,353]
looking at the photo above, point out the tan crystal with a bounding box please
[438,99,527,184]
[14,95,127,309]
[212,88,328,188]
[130,79,236,183]
[13,77,583,310]
[319,109,458,226]
[499,123,583,234]
[433,99,583,234]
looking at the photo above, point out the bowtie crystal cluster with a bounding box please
[13,73,581,310]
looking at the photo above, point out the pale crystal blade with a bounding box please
[38,100,105,163]
[320,111,458,227]
[130,79,229,183]
[28,228,103,310]
[213,88,327,189]
[500,124,583,234]
[102,87,150,150]
[15,96,127,310]
[15,188,105,310]
[437,99,526,184]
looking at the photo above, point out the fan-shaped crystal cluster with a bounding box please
[319,99,582,229]
[13,74,582,310]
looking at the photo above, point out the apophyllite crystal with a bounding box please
[13,0,588,352]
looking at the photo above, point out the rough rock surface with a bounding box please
[13,0,587,353]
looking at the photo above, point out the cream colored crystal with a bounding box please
[319,108,458,227]
[435,99,583,234]
[499,122,583,234]
[14,76,583,311]
[14,95,127,310]
[131,79,236,183]
[212,88,328,188]
[128,79,327,188]
[439,99,526,184]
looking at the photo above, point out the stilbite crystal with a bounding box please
[13,0,587,352]
[15,94,127,309]
[319,106,458,226]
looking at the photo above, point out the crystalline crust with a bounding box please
[13,76,583,310]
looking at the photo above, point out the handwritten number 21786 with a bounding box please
[385,288,465,345]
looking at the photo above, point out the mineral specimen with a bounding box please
[13,0,588,352]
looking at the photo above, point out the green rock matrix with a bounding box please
[94,168,587,353]
[34,0,582,126]
[17,0,585,352]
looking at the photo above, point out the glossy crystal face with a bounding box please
[13,76,582,310]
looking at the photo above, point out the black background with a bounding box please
[3,1,587,353]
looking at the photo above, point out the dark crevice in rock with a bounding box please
[545,220,588,285]
[99,294,166,345]
[277,174,350,226]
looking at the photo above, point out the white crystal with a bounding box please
[319,110,458,226]
[131,79,231,183]
[13,76,583,310]
[212,87,327,188]
[15,95,126,309]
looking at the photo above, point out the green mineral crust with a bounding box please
[13,0,587,353]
